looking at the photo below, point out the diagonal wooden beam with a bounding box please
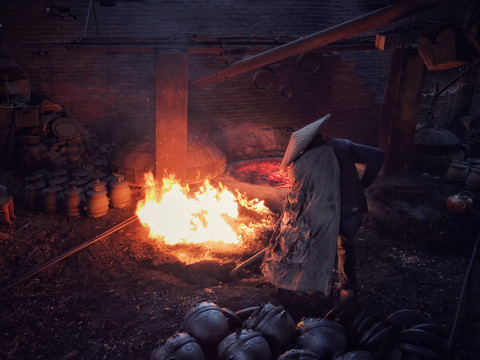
[189,0,437,89]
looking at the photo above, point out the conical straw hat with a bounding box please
[279,114,331,171]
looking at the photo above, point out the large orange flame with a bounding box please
[136,172,274,247]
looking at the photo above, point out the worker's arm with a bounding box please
[349,141,385,188]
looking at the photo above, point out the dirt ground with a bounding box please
[0,168,479,360]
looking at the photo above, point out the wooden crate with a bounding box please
[14,107,39,129]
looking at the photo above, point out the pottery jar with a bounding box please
[34,169,52,183]
[86,185,109,218]
[51,169,68,179]
[42,184,64,213]
[445,162,469,184]
[49,176,69,190]
[466,158,480,167]
[63,186,86,217]
[277,349,321,360]
[466,166,480,190]
[72,169,90,179]
[243,303,296,357]
[109,175,131,208]
[217,329,273,360]
[446,194,468,214]
[89,170,107,181]
[183,301,240,349]
[88,178,107,192]
[150,333,205,360]
[69,176,89,189]
[24,181,46,211]
[24,173,45,187]
[297,318,347,360]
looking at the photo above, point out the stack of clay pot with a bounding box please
[22,167,131,218]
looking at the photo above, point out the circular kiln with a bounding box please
[112,128,226,186]
[222,157,290,214]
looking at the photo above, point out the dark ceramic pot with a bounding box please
[150,333,205,360]
[243,303,296,357]
[297,318,346,360]
[217,329,272,360]
[276,348,320,359]
[183,301,240,348]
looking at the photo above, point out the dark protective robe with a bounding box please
[261,143,341,295]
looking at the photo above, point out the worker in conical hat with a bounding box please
[261,114,384,303]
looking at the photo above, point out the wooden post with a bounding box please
[378,47,426,175]
[155,51,188,181]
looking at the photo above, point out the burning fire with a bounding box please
[136,173,274,246]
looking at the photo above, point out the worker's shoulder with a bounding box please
[329,138,351,149]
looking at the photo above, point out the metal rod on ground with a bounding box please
[230,248,266,277]
[0,215,139,294]
[447,230,480,357]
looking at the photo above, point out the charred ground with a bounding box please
[0,170,479,359]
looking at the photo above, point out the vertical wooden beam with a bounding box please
[155,51,188,181]
[378,47,426,175]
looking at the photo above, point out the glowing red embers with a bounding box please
[229,158,290,188]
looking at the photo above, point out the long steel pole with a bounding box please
[0,215,138,294]
[189,0,436,89]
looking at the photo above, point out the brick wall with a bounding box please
[0,0,474,162]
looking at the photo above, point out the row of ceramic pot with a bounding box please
[445,159,480,190]
[24,169,131,217]
[150,301,447,360]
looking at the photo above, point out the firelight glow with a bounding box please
[136,172,273,245]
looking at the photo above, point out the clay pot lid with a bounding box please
[110,176,128,186]
[70,177,89,186]
[25,173,44,182]
[44,184,63,192]
[51,169,68,178]
[89,178,106,189]
[49,178,67,186]
[88,186,107,195]
[90,171,107,180]
[72,170,90,178]
[26,181,45,190]
[65,185,83,195]
[51,117,82,140]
